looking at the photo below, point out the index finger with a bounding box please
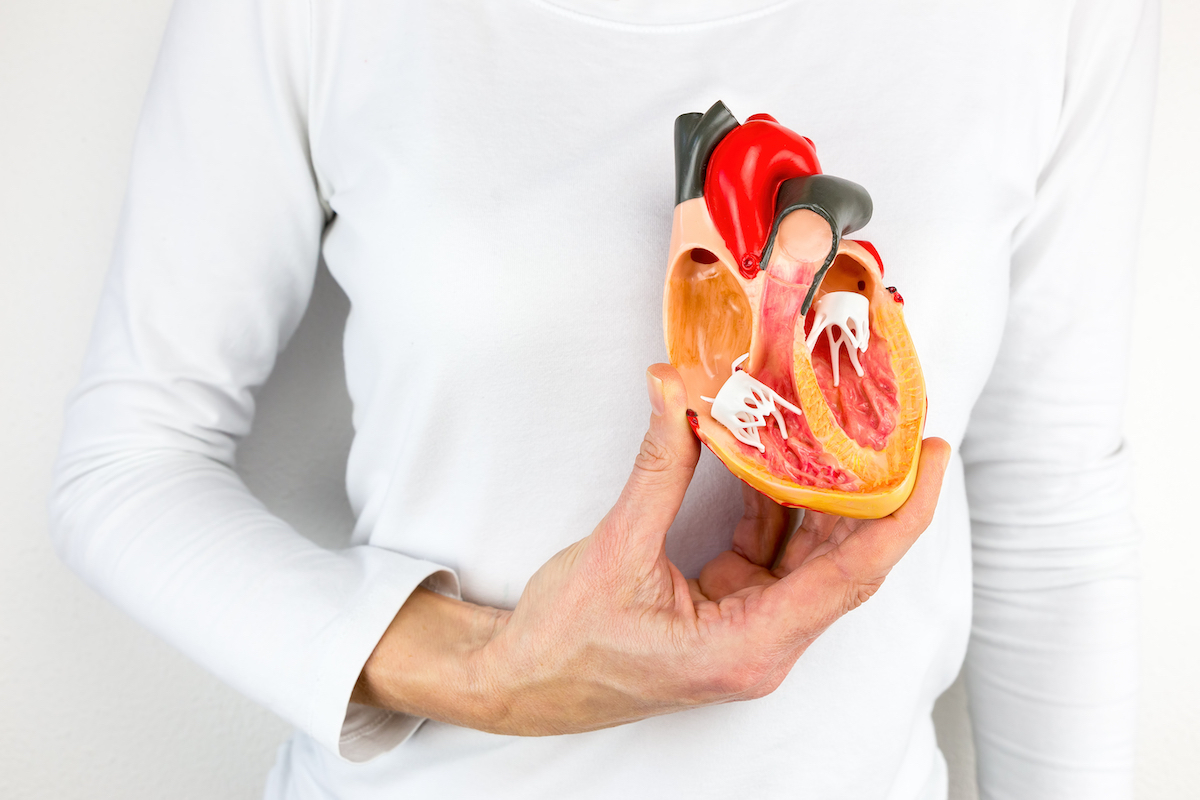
[885,438,952,542]
[758,438,952,626]
[837,437,952,576]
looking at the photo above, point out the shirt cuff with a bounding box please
[303,549,460,763]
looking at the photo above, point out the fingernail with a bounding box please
[646,371,665,417]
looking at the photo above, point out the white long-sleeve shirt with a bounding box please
[49,1,1158,797]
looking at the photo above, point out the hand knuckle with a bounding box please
[718,667,759,697]
[846,579,883,611]
[634,433,674,474]
[714,650,776,698]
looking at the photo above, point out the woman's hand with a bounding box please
[353,364,951,735]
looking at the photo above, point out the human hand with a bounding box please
[353,365,950,736]
[470,365,949,734]
[694,455,950,611]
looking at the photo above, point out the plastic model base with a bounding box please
[663,102,927,519]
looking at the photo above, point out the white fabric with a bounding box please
[48,0,1157,798]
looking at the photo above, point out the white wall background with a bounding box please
[1,2,1195,798]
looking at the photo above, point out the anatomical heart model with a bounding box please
[663,101,926,518]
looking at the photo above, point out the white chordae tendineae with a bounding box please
[804,291,870,387]
[701,354,803,453]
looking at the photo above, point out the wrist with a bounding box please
[352,587,508,730]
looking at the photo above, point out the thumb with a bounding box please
[601,364,701,560]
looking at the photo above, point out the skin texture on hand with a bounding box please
[352,364,951,736]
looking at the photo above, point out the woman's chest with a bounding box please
[311,0,1067,438]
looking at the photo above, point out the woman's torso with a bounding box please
[271,1,1064,796]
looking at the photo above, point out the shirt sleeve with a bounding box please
[47,0,456,763]
[960,1,1158,797]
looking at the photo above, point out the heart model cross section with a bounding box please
[707,234,901,492]
[664,102,925,515]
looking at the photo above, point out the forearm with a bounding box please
[352,588,507,730]
[959,0,1157,793]
[49,0,466,762]
[967,506,1139,798]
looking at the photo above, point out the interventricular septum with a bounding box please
[701,354,803,453]
[805,291,870,387]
